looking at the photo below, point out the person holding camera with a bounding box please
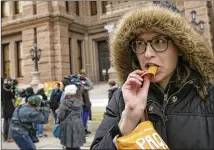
[11,95,50,150]
[1,77,16,142]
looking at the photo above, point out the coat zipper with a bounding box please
[150,80,194,122]
[162,79,194,114]
[164,94,168,102]
[148,79,194,144]
[148,83,169,122]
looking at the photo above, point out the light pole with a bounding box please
[30,40,42,71]
[190,10,205,33]
[30,38,42,90]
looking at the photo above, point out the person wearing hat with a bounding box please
[24,86,35,103]
[91,2,214,150]
[57,84,86,150]
[36,83,49,138]
[11,95,50,150]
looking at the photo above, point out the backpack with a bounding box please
[53,123,61,139]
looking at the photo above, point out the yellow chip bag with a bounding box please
[116,121,169,149]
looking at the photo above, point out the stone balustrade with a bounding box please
[101,1,152,20]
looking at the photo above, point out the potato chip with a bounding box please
[141,66,158,79]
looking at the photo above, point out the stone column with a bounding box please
[9,41,16,78]
[104,23,118,83]
[36,1,52,14]
[37,23,55,81]
[22,28,35,84]
[22,1,34,17]
[84,33,92,80]
[53,21,70,80]
[9,1,14,20]
[52,1,67,13]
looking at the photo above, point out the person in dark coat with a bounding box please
[1,77,15,142]
[91,3,214,150]
[60,79,70,102]
[108,80,119,103]
[36,83,49,137]
[50,83,62,123]
[57,85,86,150]
[79,69,93,135]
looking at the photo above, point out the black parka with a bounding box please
[2,85,15,119]
[50,89,62,112]
[91,71,214,149]
[91,4,214,150]
[108,86,119,103]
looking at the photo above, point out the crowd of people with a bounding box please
[1,69,93,150]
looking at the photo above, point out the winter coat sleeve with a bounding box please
[91,90,123,150]
[108,90,113,103]
[60,91,65,102]
[29,106,50,124]
[85,77,93,89]
[57,102,67,122]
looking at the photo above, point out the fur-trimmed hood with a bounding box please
[110,4,214,85]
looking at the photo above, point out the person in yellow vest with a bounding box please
[91,2,214,150]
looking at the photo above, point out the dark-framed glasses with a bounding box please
[131,36,171,54]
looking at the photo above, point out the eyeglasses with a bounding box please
[131,36,171,54]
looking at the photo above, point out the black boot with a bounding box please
[85,129,91,135]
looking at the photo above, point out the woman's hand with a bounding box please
[119,70,151,135]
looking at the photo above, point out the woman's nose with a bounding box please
[144,42,156,58]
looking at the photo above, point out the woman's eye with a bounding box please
[154,39,167,44]
[137,41,146,46]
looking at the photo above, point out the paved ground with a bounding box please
[2,131,95,149]
[1,82,109,150]
[90,82,109,107]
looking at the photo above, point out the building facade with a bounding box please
[1,1,214,85]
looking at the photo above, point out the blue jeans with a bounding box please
[13,132,36,150]
[82,110,90,129]
[36,124,44,136]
